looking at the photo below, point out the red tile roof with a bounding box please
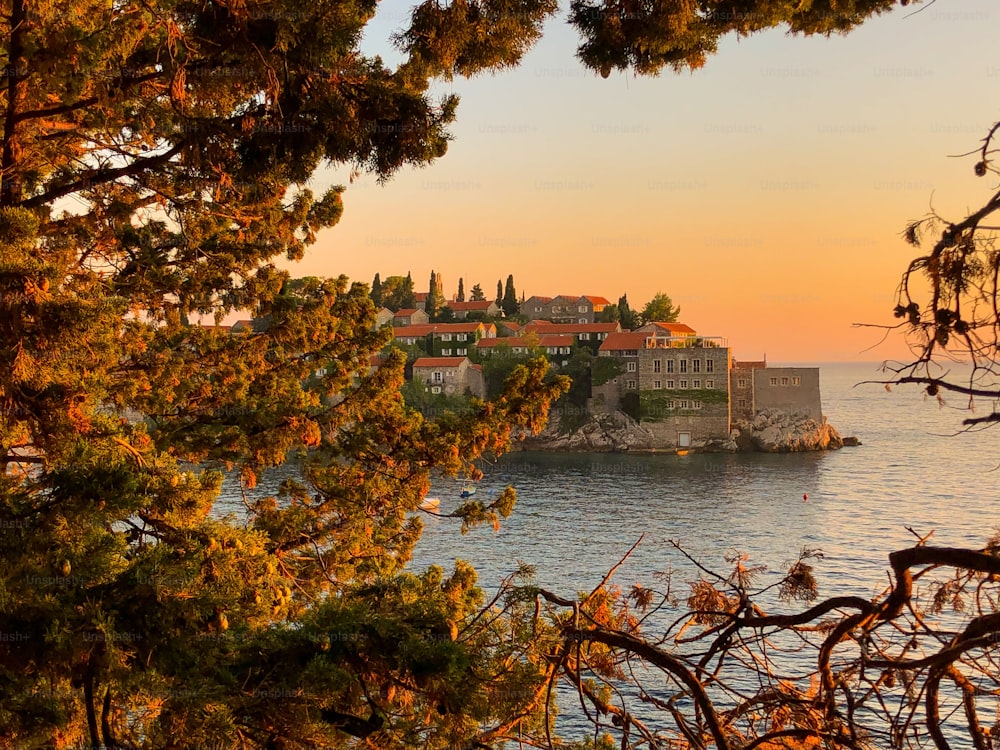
[393,325,437,338]
[642,321,697,335]
[394,308,423,317]
[598,332,652,351]
[413,357,468,368]
[582,295,611,305]
[392,323,486,338]
[430,322,486,333]
[448,300,494,311]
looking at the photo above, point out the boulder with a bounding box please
[518,410,657,452]
[735,409,844,453]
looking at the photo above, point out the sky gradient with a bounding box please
[286,0,998,362]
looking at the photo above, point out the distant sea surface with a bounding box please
[409,361,1000,601]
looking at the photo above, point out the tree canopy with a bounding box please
[640,292,681,324]
[0,0,572,745]
[3,0,996,746]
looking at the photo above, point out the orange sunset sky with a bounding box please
[282,0,997,362]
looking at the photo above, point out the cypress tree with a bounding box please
[502,274,519,317]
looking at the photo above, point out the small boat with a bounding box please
[676,449,689,456]
[419,497,440,511]
[459,485,476,498]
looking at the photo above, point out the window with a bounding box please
[433,372,443,383]
[693,359,701,373]
[738,378,747,388]
[447,370,455,378]
[560,347,570,354]
[534,306,542,312]
[680,400,690,408]
[706,380,714,388]
[579,318,587,324]
[578,305,587,312]
[441,348,451,356]
[693,380,701,388]
[457,348,467,356]
[667,360,675,373]
[693,401,703,409]
[793,376,800,386]
[770,377,778,386]
[680,360,687,373]
[706,359,714,373]
[781,377,789,386]
[669,400,676,408]
[627,380,637,389]
[738,399,747,408]
[653,360,661,373]
[667,380,675,388]
[580,333,590,340]
[627,361,637,372]
[654,380,662,389]
[457,333,467,341]
[441,333,452,341]
[431,386,442,394]
[679,380,688,389]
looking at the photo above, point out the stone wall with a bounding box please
[729,364,757,422]
[753,367,822,420]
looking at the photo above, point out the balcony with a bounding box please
[643,335,728,349]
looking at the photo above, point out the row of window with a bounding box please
[439,333,470,342]
[770,376,801,386]
[651,359,715,374]
[439,348,468,356]
[626,380,713,390]
[735,376,801,388]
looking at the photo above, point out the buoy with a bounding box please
[803,493,808,502]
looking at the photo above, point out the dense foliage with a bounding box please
[5,0,997,747]
[0,0,569,746]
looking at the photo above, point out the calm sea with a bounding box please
[409,361,1000,601]
[215,360,1000,599]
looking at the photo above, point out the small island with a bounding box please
[363,278,849,454]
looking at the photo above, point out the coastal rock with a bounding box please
[518,409,843,454]
[736,409,843,453]
[519,410,656,452]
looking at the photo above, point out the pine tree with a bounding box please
[496,280,504,307]
[0,4,568,746]
[371,273,383,307]
[470,284,486,302]
[457,277,465,302]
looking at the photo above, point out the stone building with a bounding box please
[446,300,500,319]
[729,360,823,422]
[411,357,485,398]
[594,329,732,447]
[393,308,429,326]
[521,295,611,324]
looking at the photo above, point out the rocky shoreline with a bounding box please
[518,409,857,454]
